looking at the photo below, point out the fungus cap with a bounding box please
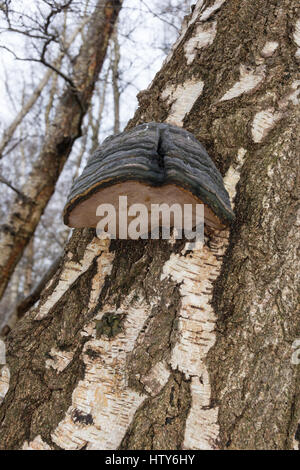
[63,122,234,233]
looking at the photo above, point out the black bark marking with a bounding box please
[72,409,94,426]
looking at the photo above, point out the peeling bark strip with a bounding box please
[162,81,205,127]
[219,64,266,102]
[261,41,279,58]
[1,0,300,450]
[23,435,52,451]
[0,340,9,406]
[35,238,111,320]
[294,19,300,59]
[161,232,229,449]
[251,108,282,143]
[0,0,122,301]
[0,367,10,405]
[223,148,247,204]
[184,21,217,65]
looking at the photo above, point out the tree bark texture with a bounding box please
[0,0,299,450]
[0,0,123,301]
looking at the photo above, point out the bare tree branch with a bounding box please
[0,175,32,202]
[0,16,89,159]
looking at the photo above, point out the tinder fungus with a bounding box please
[64,122,234,232]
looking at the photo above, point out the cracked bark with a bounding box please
[0,0,299,450]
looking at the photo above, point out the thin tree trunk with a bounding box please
[90,63,111,153]
[112,21,121,134]
[0,0,123,301]
[0,0,299,450]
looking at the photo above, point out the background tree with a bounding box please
[0,0,299,450]
[0,0,191,332]
[0,0,122,304]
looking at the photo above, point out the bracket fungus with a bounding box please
[64,122,234,236]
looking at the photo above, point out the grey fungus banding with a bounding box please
[64,122,234,232]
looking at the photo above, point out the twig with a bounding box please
[0,175,34,203]
[140,0,180,32]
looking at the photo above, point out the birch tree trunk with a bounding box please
[0,0,122,301]
[0,0,299,450]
